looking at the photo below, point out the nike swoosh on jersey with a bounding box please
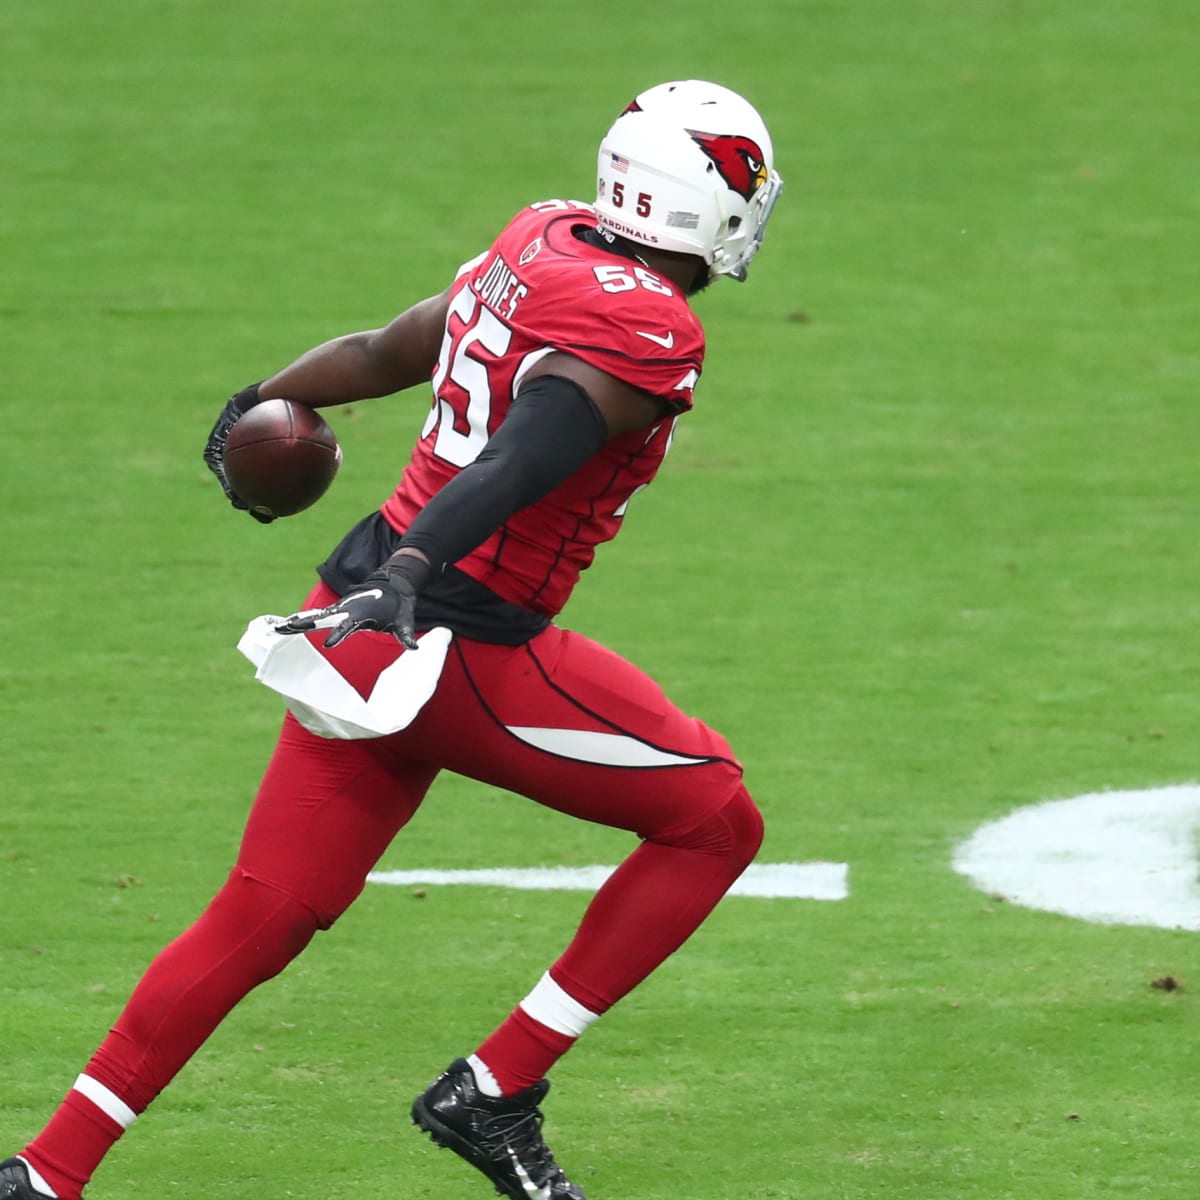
[634,329,675,349]
[510,1155,552,1200]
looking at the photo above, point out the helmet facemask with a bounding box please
[712,167,784,282]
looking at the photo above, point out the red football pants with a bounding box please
[81,581,762,1113]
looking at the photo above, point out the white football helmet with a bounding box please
[594,80,783,282]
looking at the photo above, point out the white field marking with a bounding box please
[367,862,849,901]
[953,784,1200,931]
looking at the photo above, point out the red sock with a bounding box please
[475,1004,579,1095]
[22,1087,127,1200]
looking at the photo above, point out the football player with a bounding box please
[3,80,782,1200]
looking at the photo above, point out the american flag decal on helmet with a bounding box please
[610,153,630,174]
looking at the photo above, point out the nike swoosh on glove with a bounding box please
[276,556,433,649]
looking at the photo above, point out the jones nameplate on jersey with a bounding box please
[473,253,529,320]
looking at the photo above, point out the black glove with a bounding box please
[203,383,274,523]
[276,554,435,650]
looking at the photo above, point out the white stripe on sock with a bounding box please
[16,1157,58,1199]
[518,972,600,1038]
[73,1073,138,1130]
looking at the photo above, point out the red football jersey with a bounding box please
[381,199,705,617]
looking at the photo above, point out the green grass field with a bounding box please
[2,1,1198,1196]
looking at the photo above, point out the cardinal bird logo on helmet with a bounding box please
[687,131,769,201]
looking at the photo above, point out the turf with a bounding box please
[2,1,1198,1197]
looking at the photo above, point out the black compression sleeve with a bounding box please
[395,373,608,572]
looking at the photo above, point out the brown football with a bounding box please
[223,398,342,519]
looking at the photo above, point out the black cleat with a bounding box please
[0,1159,51,1200]
[412,1059,587,1199]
